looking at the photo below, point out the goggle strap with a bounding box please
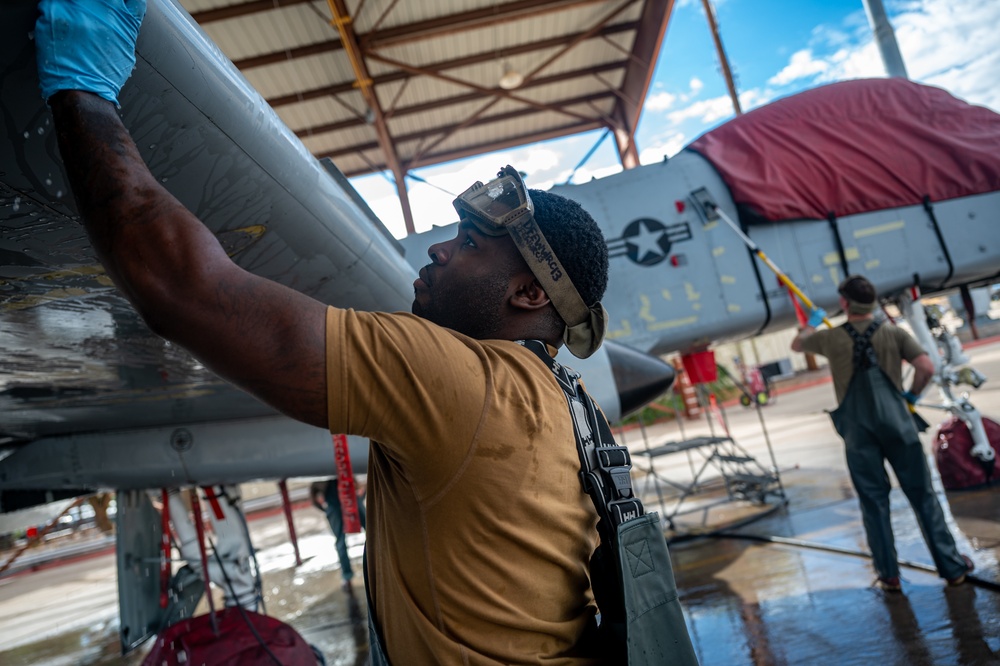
[506,216,589,327]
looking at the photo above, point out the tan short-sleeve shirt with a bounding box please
[326,307,601,665]
[801,319,927,403]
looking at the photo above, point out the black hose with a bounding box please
[672,522,1000,592]
[210,540,288,666]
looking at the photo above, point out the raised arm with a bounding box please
[39,1,328,427]
[791,306,826,352]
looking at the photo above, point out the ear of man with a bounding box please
[509,276,551,312]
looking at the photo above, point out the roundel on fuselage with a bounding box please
[622,218,670,266]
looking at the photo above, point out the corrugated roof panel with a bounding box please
[386,99,493,137]
[175,0,670,177]
[279,96,366,133]
[245,53,352,99]
[302,124,377,155]
[383,74,481,109]
[363,56,402,79]
[605,30,638,53]
[177,0,227,13]
[193,7,334,61]
[525,72,625,107]
[429,45,564,92]
[352,0,485,32]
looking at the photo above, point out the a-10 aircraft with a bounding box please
[1,0,999,656]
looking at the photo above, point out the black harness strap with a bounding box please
[843,320,882,371]
[520,341,643,549]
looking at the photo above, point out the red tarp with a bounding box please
[686,78,1000,222]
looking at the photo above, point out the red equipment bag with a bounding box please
[933,416,1000,491]
[142,608,319,666]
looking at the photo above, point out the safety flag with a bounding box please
[789,286,808,328]
[332,434,363,533]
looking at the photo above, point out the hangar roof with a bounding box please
[178,0,676,231]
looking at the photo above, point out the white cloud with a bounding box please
[737,87,772,113]
[667,94,737,125]
[823,42,883,82]
[647,78,704,116]
[638,132,687,164]
[539,163,623,189]
[768,49,831,86]
[765,0,1000,111]
[645,91,677,112]
[892,0,1000,110]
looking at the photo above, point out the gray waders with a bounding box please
[829,322,967,581]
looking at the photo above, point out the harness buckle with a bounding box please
[608,498,644,526]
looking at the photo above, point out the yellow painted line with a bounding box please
[865,259,880,270]
[829,267,839,284]
[712,246,725,257]
[812,274,823,283]
[854,220,904,238]
[692,302,702,311]
[647,316,698,331]
[639,295,656,322]
[727,303,741,312]
[720,275,736,284]
[703,221,718,231]
[606,319,633,340]
[661,288,672,300]
[822,247,859,265]
[684,282,701,301]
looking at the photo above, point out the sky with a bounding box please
[349,0,1000,239]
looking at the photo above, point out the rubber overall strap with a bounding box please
[519,340,643,546]
[363,547,392,665]
[843,320,882,371]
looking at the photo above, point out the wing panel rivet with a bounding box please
[170,429,193,451]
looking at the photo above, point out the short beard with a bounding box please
[413,270,511,340]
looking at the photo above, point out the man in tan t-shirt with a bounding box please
[35,2,616,658]
[792,275,972,592]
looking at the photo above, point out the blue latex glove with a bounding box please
[806,307,826,328]
[902,390,920,405]
[36,0,147,106]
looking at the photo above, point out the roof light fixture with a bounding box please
[499,61,523,90]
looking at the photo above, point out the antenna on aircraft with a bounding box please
[688,188,834,329]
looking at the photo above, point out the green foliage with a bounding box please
[614,378,742,428]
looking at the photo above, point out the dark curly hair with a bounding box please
[529,188,609,308]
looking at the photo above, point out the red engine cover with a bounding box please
[142,608,319,666]
[934,416,1000,490]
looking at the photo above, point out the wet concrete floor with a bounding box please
[1,339,999,665]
